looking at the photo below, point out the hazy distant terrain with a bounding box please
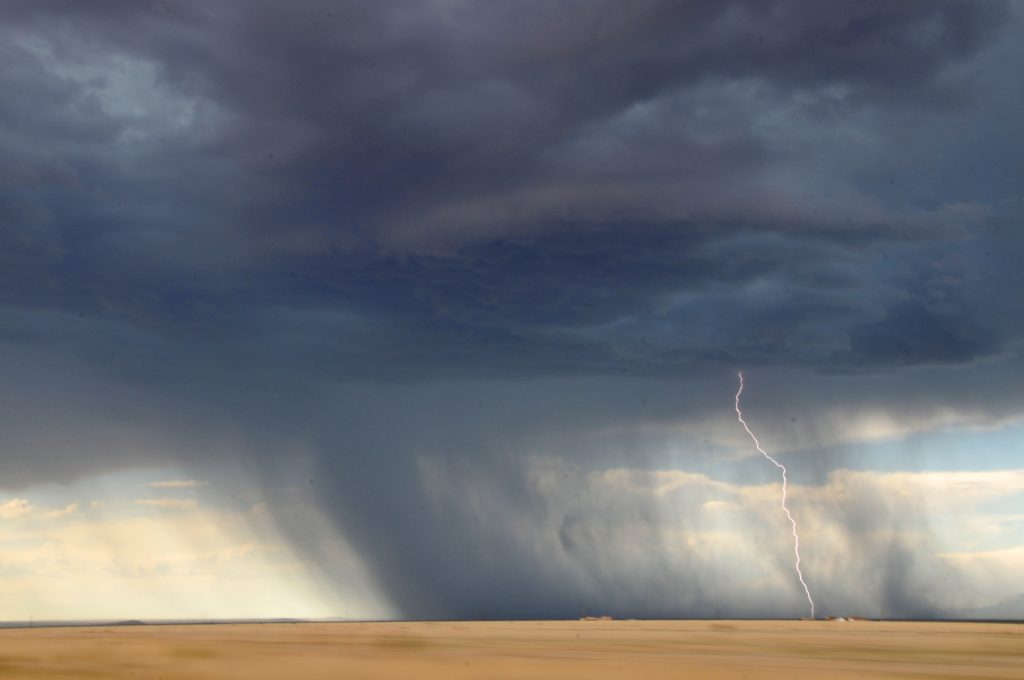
[0,620,1020,679]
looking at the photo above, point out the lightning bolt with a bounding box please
[735,371,815,620]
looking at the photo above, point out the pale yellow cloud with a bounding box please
[804,469,1024,506]
[938,545,1024,567]
[44,503,78,519]
[0,498,31,520]
[134,497,199,511]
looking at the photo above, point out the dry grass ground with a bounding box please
[0,619,1021,679]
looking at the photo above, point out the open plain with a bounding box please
[0,619,1021,679]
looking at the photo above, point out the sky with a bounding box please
[0,0,1022,621]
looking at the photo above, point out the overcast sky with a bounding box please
[1,0,1023,621]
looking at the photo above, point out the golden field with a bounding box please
[0,619,1021,679]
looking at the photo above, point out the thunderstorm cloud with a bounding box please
[0,0,1022,620]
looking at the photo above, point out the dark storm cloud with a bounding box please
[849,303,998,366]
[1,0,1018,378]
[2,1,1023,618]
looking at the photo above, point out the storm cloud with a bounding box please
[1,0,1022,619]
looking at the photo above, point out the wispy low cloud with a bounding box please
[144,479,208,489]
[135,498,199,511]
[44,503,78,519]
[0,498,31,519]
[805,469,1024,507]
[939,545,1024,567]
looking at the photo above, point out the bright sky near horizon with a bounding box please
[3,414,1022,621]
[0,467,390,621]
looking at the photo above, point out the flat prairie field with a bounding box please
[0,619,1022,679]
